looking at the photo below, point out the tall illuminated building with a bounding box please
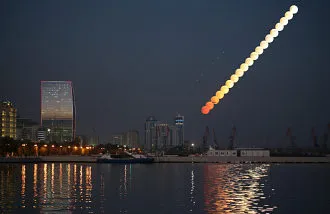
[174,113,184,147]
[41,81,76,142]
[0,101,17,139]
[145,116,157,151]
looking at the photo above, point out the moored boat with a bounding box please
[96,152,154,163]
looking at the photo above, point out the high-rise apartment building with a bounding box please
[41,81,76,142]
[145,116,158,150]
[110,134,124,146]
[124,130,140,148]
[174,114,184,147]
[144,115,182,151]
[0,101,17,139]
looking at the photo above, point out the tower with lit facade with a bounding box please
[41,81,76,142]
[0,101,17,139]
[145,116,158,151]
[174,113,184,147]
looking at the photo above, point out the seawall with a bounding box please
[155,156,330,163]
[1,156,330,163]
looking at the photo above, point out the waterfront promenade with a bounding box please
[1,155,330,163]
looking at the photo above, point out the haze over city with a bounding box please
[1,0,329,147]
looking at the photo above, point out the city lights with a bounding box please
[201,5,298,114]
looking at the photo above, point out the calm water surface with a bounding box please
[0,163,329,213]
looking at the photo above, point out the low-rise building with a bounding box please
[1,101,17,139]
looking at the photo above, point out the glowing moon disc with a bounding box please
[226,80,234,88]
[211,96,219,104]
[216,91,224,99]
[290,5,298,14]
[240,63,248,72]
[245,58,254,66]
[275,23,284,31]
[250,52,259,60]
[280,17,288,26]
[220,86,229,94]
[260,41,269,49]
[285,11,293,20]
[201,106,210,114]
[230,74,239,83]
[235,69,244,77]
[270,29,279,38]
[255,46,264,55]
[265,34,274,43]
[206,101,214,110]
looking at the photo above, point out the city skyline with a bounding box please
[1,0,329,146]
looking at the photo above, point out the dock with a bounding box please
[1,156,330,164]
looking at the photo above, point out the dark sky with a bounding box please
[1,0,329,147]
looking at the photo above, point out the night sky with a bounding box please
[1,0,329,147]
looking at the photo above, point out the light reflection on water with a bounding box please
[0,163,281,213]
[203,164,277,213]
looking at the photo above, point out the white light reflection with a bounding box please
[51,163,54,194]
[43,163,47,204]
[59,163,63,194]
[204,164,277,213]
[21,165,26,207]
[190,168,196,212]
[85,166,92,208]
[33,164,37,198]
[100,171,105,213]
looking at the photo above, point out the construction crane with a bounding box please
[202,126,209,152]
[311,128,319,148]
[213,128,219,149]
[228,126,236,149]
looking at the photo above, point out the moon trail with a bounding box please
[201,5,299,115]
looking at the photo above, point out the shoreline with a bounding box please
[1,156,330,163]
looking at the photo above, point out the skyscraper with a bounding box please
[124,130,140,148]
[174,113,184,147]
[41,81,76,142]
[145,116,157,151]
[1,101,17,139]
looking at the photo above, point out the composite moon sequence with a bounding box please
[201,5,299,115]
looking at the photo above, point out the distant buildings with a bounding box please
[145,116,157,150]
[144,114,185,151]
[110,134,124,145]
[40,81,76,143]
[0,101,17,139]
[37,127,46,141]
[174,114,184,147]
[16,118,39,141]
[124,130,140,148]
[110,130,140,148]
